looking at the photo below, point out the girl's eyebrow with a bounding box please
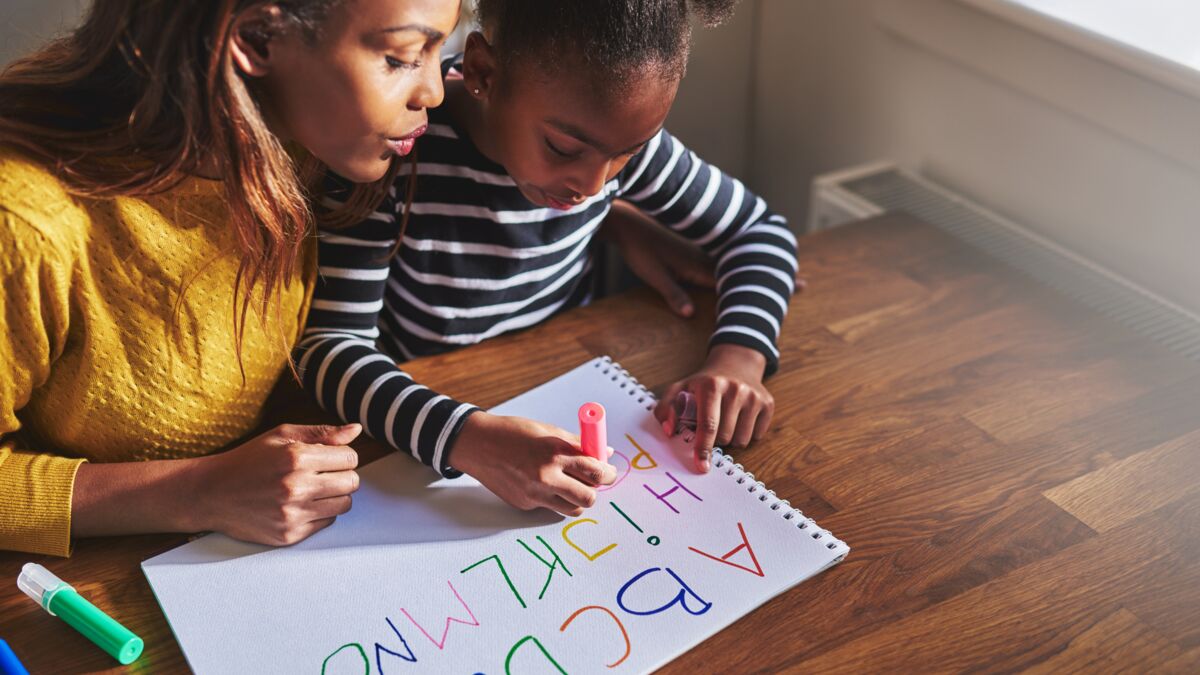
[547,119,658,156]
[377,24,445,41]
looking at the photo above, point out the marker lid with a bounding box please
[17,563,68,614]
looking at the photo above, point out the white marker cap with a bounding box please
[17,562,72,615]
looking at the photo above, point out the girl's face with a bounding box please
[234,0,461,183]
[466,37,679,210]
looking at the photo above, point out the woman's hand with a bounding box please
[71,423,363,547]
[600,200,715,317]
[654,344,774,473]
[600,200,807,316]
[448,413,616,517]
[192,423,363,546]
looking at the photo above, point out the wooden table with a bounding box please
[2,214,1198,673]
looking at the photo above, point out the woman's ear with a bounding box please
[230,4,287,78]
[462,31,498,99]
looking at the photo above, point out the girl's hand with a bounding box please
[654,344,774,473]
[448,412,617,517]
[193,423,362,546]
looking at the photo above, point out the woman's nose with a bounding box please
[409,61,445,111]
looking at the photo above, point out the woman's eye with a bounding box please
[385,55,420,71]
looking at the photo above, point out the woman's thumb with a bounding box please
[311,423,362,445]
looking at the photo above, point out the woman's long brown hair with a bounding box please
[0,0,407,374]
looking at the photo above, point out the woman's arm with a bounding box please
[70,456,202,536]
[0,209,360,555]
[599,198,806,318]
[597,199,715,317]
[70,423,363,546]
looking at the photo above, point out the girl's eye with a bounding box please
[385,55,420,71]
[545,138,578,159]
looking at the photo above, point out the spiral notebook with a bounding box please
[143,356,849,674]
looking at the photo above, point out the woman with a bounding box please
[0,0,461,555]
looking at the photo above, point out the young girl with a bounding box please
[300,0,797,517]
[0,0,461,556]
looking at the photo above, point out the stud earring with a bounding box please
[473,88,481,95]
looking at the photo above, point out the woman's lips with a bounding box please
[387,124,427,157]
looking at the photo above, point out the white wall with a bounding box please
[6,0,1197,314]
[749,0,1200,314]
[665,3,759,180]
[0,0,85,65]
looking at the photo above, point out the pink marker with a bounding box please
[578,402,608,462]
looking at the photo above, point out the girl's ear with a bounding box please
[462,31,498,99]
[230,4,287,78]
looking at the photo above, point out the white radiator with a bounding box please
[808,161,1200,362]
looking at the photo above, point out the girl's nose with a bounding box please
[567,161,612,199]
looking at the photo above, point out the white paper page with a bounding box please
[143,357,848,674]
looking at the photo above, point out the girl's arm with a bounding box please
[615,130,801,469]
[298,182,479,479]
[298,176,614,516]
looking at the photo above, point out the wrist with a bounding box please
[448,412,496,475]
[70,456,212,537]
[705,343,767,381]
[596,200,640,246]
[175,455,218,533]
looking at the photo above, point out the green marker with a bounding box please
[17,563,143,665]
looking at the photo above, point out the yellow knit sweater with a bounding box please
[0,148,314,556]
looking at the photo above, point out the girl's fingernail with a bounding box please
[662,420,674,436]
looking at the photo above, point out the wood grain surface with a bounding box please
[1,214,1196,673]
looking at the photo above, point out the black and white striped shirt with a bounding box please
[297,104,798,478]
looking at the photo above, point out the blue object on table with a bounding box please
[0,638,30,675]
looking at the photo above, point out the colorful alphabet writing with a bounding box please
[143,358,848,673]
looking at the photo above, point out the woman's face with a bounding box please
[239,0,461,182]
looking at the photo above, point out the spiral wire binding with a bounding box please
[593,356,848,556]
[595,355,656,412]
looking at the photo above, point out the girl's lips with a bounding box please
[543,194,575,211]
[540,188,583,211]
[519,183,577,211]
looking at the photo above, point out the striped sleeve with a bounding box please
[296,179,480,477]
[616,129,798,376]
